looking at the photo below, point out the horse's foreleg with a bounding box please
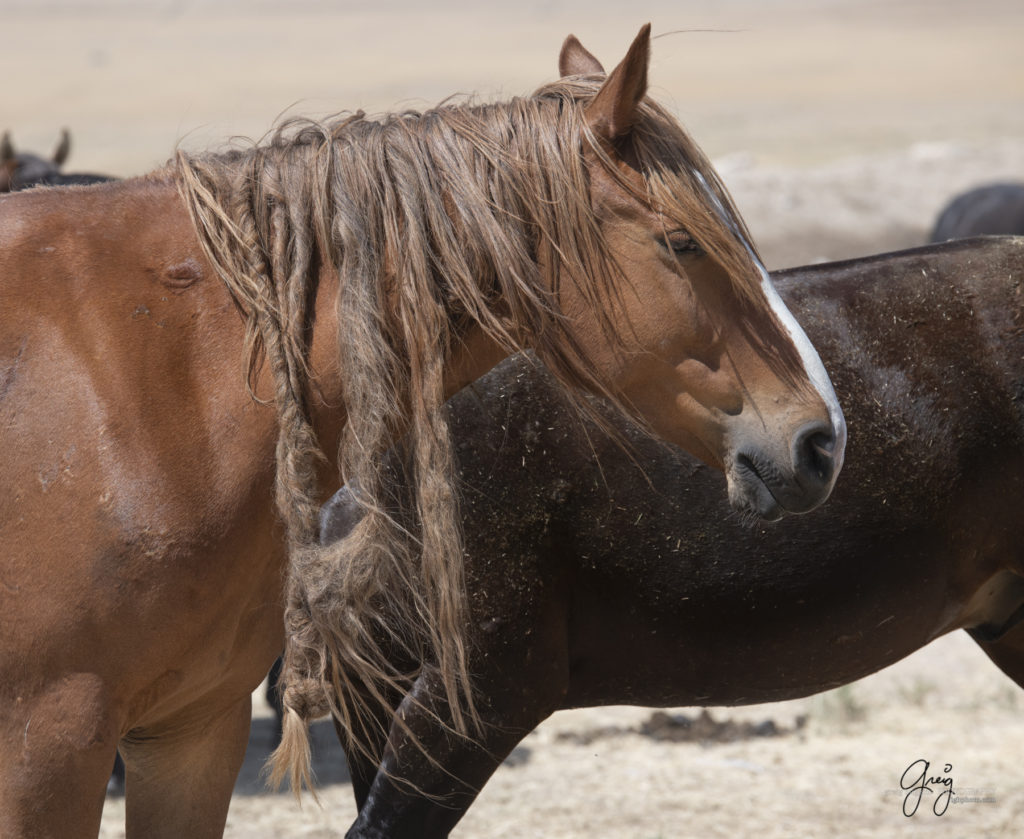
[331,694,399,812]
[970,622,1024,691]
[120,697,251,839]
[345,654,567,839]
[0,674,118,838]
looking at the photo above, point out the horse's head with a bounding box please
[0,129,71,192]
[556,26,846,520]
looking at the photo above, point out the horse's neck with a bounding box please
[442,325,508,402]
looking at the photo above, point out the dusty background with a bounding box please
[5,0,1023,836]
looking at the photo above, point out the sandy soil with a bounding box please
[6,1,1023,836]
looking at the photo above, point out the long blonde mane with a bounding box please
[174,75,777,793]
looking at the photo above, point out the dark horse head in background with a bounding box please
[0,129,112,191]
[321,236,1024,838]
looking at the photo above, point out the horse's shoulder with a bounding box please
[0,173,190,268]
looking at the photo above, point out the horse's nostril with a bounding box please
[794,423,836,487]
[808,434,834,480]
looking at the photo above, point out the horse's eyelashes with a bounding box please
[666,230,702,256]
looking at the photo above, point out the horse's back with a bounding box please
[779,236,1024,426]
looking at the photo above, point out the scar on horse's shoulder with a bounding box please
[161,257,204,290]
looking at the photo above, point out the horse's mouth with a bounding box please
[732,453,785,521]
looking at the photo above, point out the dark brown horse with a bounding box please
[320,236,1024,838]
[0,27,843,838]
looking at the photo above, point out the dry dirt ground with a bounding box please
[5,1,1024,836]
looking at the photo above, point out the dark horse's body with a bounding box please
[322,237,1024,837]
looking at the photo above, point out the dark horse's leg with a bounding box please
[343,576,571,839]
[266,655,285,747]
[320,477,571,836]
[108,750,126,796]
[968,570,1024,689]
[332,685,405,812]
[345,665,564,839]
[970,621,1024,691]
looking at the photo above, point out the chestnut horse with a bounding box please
[320,236,1024,837]
[0,27,844,837]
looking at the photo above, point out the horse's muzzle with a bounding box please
[731,420,842,521]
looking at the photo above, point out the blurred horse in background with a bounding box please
[0,129,111,191]
[930,182,1024,241]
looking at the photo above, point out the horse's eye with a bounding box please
[665,231,702,256]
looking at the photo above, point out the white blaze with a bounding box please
[693,172,847,470]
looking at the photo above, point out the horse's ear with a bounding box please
[53,129,71,166]
[1,132,14,163]
[584,23,651,144]
[559,34,604,77]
